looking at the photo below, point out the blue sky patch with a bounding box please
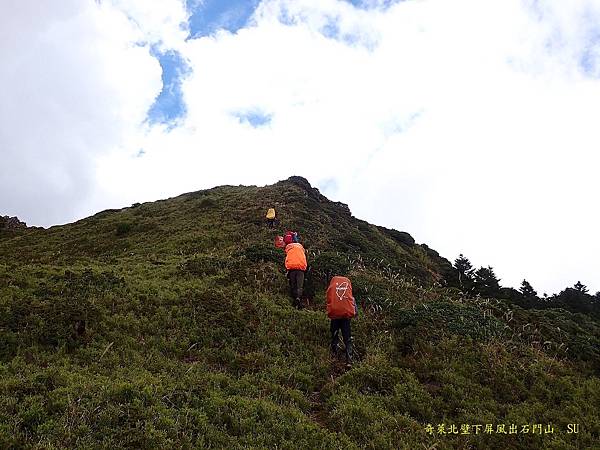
[321,17,341,40]
[580,32,600,78]
[232,109,272,128]
[186,0,260,38]
[147,47,190,126]
[313,9,379,49]
[344,0,400,11]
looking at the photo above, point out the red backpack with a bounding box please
[326,276,357,319]
[283,231,298,245]
[274,235,285,248]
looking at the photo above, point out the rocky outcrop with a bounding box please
[0,215,27,231]
[284,176,328,202]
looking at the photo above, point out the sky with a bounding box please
[1,0,599,295]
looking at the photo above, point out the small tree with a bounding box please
[472,266,501,298]
[574,281,589,294]
[516,279,539,308]
[519,279,538,298]
[454,254,474,290]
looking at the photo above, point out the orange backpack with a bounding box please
[326,276,357,319]
[284,243,307,271]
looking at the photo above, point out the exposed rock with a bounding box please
[334,201,352,216]
[284,176,328,202]
[286,175,313,191]
[0,215,27,231]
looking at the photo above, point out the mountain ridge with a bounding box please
[0,176,598,449]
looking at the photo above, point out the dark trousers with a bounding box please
[287,270,305,305]
[331,318,352,362]
[266,218,275,228]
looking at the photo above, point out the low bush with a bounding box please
[115,222,133,236]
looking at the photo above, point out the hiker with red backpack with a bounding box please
[326,276,358,366]
[283,231,307,309]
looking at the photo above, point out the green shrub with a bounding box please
[198,197,216,210]
[394,301,506,342]
[243,244,281,264]
[115,222,132,236]
[351,273,394,312]
[311,251,351,283]
[181,254,232,276]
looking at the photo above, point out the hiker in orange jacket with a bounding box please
[284,232,307,309]
[326,276,358,366]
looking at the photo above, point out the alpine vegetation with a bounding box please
[0,177,598,449]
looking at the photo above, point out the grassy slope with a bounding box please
[1,177,599,449]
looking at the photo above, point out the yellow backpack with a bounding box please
[266,208,276,219]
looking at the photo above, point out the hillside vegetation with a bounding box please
[1,177,599,449]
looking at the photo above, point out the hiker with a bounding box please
[284,231,307,309]
[326,276,358,366]
[265,208,276,228]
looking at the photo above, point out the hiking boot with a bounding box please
[345,354,353,367]
[345,343,353,366]
[330,343,339,358]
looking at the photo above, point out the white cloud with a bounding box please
[103,0,189,50]
[3,0,599,294]
[0,0,162,225]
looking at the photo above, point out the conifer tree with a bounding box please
[574,281,589,294]
[519,279,537,298]
[454,254,474,290]
[472,266,501,298]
